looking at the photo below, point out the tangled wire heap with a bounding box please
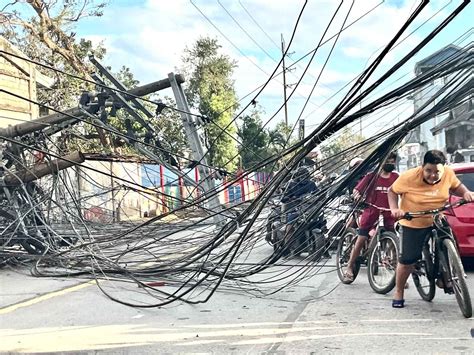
[0,1,472,307]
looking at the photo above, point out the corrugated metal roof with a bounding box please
[414,45,467,75]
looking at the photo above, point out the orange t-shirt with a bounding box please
[391,166,461,228]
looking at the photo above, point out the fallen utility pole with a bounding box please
[0,75,185,139]
[2,151,85,186]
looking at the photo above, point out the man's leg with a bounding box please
[393,225,431,306]
[393,262,414,301]
[382,213,410,289]
[344,208,377,280]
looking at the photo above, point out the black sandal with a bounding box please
[392,299,405,308]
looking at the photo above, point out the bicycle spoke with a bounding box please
[367,233,398,294]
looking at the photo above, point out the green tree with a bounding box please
[268,122,298,152]
[320,127,366,174]
[182,37,239,172]
[238,111,271,171]
[262,121,300,169]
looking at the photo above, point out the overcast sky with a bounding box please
[72,0,472,136]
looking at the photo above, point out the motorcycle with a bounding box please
[265,193,328,260]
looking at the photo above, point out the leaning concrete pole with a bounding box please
[168,73,224,225]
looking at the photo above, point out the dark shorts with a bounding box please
[358,208,395,237]
[398,225,432,265]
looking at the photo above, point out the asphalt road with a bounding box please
[1,252,473,354]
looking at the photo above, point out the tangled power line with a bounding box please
[0,0,472,307]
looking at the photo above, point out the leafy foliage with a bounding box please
[238,111,270,170]
[0,0,107,110]
[320,127,366,173]
[238,113,302,172]
[182,37,239,172]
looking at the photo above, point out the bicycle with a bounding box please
[405,199,472,318]
[336,201,399,294]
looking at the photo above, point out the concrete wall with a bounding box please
[40,159,270,223]
[78,160,149,222]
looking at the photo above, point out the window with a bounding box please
[456,172,474,191]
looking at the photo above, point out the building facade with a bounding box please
[402,45,473,168]
[0,36,53,128]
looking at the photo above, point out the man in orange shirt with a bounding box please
[388,150,474,308]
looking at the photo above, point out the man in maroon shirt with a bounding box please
[342,152,399,283]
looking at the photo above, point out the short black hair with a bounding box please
[387,151,397,161]
[423,150,446,165]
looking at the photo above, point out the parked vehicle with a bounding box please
[446,163,474,257]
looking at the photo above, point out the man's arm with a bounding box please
[353,173,370,200]
[451,183,474,202]
[388,186,405,219]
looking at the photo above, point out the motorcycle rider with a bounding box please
[280,166,318,255]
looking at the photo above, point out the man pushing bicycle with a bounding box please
[388,150,474,308]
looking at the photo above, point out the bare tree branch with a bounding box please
[0,1,21,13]
[0,0,110,147]
[25,0,92,78]
[68,0,88,22]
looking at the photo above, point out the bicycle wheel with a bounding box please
[412,243,435,301]
[367,231,398,294]
[443,239,472,318]
[336,228,360,282]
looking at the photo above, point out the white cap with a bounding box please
[349,157,363,168]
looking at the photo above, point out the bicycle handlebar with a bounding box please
[364,201,391,212]
[341,196,390,212]
[402,199,469,221]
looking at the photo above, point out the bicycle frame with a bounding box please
[407,199,472,318]
[429,215,458,293]
[339,206,388,266]
[336,205,398,293]
[352,207,385,260]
